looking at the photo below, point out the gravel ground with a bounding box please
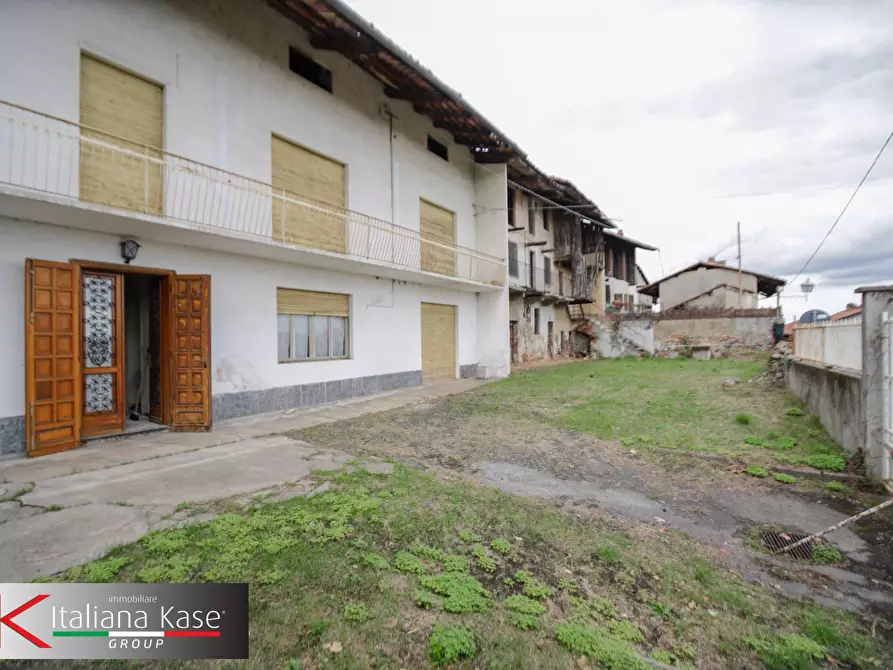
[292,392,893,618]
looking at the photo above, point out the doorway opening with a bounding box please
[122,274,165,434]
[26,258,211,457]
[79,266,170,440]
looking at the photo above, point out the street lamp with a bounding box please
[801,278,815,299]
[787,278,816,302]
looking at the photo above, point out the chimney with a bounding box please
[846,302,856,309]
[617,230,624,236]
[707,256,715,262]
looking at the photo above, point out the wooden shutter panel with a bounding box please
[277,288,349,317]
[25,259,81,456]
[170,275,211,431]
[79,54,163,214]
[420,199,456,276]
[271,135,346,253]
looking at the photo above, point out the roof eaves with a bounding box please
[267,0,613,224]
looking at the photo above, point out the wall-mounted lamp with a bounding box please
[120,239,141,264]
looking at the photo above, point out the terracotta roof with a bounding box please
[639,260,786,298]
[266,0,613,225]
[830,306,862,321]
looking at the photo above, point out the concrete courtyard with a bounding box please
[0,378,486,582]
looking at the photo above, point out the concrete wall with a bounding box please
[685,285,757,310]
[508,297,573,362]
[0,217,481,454]
[784,358,863,458]
[859,286,893,481]
[660,267,757,311]
[473,164,510,378]
[0,0,481,249]
[653,315,776,353]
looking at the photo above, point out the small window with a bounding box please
[507,189,515,227]
[543,208,550,231]
[528,200,535,234]
[534,308,541,335]
[289,47,333,93]
[508,241,519,277]
[427,135,449,161]
[277,288,349,362]
[544,257,552,286]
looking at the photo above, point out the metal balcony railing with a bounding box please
[508,259,567,296]
[0,101,505,287]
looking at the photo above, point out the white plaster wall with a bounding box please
[0,218,479,419]
[473,164,510,378]
[0,0,479,250]
[660,267,757,311]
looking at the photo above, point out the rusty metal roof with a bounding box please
[265,0,611,225]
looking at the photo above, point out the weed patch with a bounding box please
[804,454,846,472]
[812,545,842,565]
[419,572,492,613]
[746,465,769,478]
[774,473,798,485]
[427,626,476,665]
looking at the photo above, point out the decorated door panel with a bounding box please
[170,275,211,431]
[25,259,81,456]
[80,271,125,437]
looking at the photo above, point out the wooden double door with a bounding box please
[24,259,212,457]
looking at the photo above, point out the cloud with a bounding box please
[346,0,893,313]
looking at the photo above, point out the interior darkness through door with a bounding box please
[124,274,163,428]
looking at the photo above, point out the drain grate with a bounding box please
[760,531,817,560]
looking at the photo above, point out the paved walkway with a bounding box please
[0,378,487,582]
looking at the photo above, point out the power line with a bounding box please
[784,125,893,291]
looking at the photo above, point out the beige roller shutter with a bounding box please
[272,135,346,253]
[277,288,349,317]
[421,302,456,380]
[79,54,163,214]
[420,199,456,276]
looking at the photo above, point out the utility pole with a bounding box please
[737,221,742,308]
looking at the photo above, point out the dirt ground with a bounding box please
[293,387,893,622]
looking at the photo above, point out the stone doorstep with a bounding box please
[652,447,863,483]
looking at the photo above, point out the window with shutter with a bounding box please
[419,199,456,276]
[277,288,350,361]
[271,135,346,253]
[79,54,163,214]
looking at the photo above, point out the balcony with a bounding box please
[508,260,573,301]
[0,101,505,290]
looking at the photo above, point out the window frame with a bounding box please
[278,313,350,363]
[533,307,541,335]
[427,135,449,161]
[508,241,519,278]
[527,199,536,234]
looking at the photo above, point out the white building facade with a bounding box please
[0,0,512,456]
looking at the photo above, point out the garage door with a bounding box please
[421,303,456,381]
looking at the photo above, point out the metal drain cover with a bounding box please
[760,531,815,560]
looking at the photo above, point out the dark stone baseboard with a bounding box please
[459,363,478,379]
[0,415,25,456]
[0,370,428,455]
[212,369,423,422]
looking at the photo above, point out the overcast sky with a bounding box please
[346,0,893,319]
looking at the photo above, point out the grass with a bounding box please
[448,357,851,468]
[27,465,889,669]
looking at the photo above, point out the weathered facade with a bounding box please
[640,259,784,312]
[590,230,656,315]
[507,187,603,363]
